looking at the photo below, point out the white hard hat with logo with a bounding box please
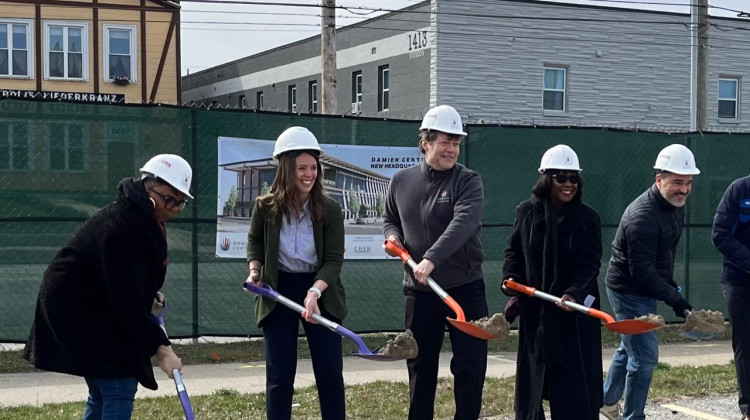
[140,154,193,198]
[272,126,324,159]
[653,144,700,175]
[419,105,467,136]
[538,144,582,173]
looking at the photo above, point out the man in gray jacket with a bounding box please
[383,105,488,420]
[601,144,698,420]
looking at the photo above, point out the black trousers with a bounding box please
[404,279,489,420]
[262,271,345,420]
[723,283,750,416]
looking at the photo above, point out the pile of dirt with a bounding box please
[470,313,510,341]
[634,313,666,326]
[681,309,726,334]
[379,329,418,359]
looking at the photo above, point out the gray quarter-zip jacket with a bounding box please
[383,161,485,291]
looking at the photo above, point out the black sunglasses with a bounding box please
[148,187,188,211]
[551,173,581,184]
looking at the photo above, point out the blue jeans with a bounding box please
[602,288,659,420]
[83,377,138,420]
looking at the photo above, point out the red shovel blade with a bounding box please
[603,319,662,334]
[448,318,498,340]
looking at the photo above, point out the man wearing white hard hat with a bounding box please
[24,154,191,419]
[383,105,488,420]
[601,144,699,420]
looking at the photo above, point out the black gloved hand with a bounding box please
[672,298,693,318]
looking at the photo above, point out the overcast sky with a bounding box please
[180,0,749,76]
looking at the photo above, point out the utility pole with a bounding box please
[697,0,709,131]
[321,0,337,114]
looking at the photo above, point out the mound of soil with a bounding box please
[470,313,510,341]
[681,309,726,334]
[634,313,665,326]
[379,329,418,359]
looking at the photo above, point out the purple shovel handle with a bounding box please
[152,299,195,420]
[243,282,375,356]
[173,369,195,420]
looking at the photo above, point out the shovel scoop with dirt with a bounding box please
[680,309,726,340]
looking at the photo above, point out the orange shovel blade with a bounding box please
[447,318,498,340]
[604,319,662,334]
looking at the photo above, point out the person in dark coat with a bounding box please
[24,154,192,420]
[601,144,698,420]
[712,175,750,420]
[502,144,604,420]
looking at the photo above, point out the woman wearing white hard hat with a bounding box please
[246,126,346,420]
[24,153,191,419]
[502,144,604,419]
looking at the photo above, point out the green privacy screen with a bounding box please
[1,99,748,341]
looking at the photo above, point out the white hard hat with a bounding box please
[653,144,700,175]
[139,154,193,198]
[419,105,467,136]
[538,144,582,173]
[272,126,323,159]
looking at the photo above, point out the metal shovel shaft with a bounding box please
[242,282,394,359]
[402,259,467,322]
[503,280,615,324]
[503,279,661,334]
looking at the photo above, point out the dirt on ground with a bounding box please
[379,329,418,359]
[634,313,666,326]
[470,313,510,341]
[681,309,726,334]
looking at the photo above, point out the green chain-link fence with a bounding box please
[1,99,748,343]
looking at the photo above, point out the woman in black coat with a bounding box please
[502,145,603,420]
[24,154,191,419]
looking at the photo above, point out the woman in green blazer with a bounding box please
[246,126,346,420]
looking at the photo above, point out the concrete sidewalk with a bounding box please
[0,341,735,408]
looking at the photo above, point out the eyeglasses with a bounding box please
[551,173,581,184]
[148,187,188,211]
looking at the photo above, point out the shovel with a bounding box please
[382,239,498,340]
[242,282,400,361]
[680,309,723,341]
[502,279,662,335]
[153,300,196,420]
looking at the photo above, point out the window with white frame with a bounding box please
[104,25,136,82]
[0,122,32,171]
[309,80,318,113]
[44,21,88,80]
[719,77,739,119]
[543,67,567,111]
[352,71,363,108]
[288,85,297,113]
[0,20,33,78]
[46,122,88,172]
[378,65,389,111]
[257,91,264,110]
[239,94,246,109]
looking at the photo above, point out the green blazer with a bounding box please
[247,196,347,327]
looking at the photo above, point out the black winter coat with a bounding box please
[503,196,603,420]
[605,184,684,305]
[24,178,171,390]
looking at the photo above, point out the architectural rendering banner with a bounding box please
[216,136,422,259]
